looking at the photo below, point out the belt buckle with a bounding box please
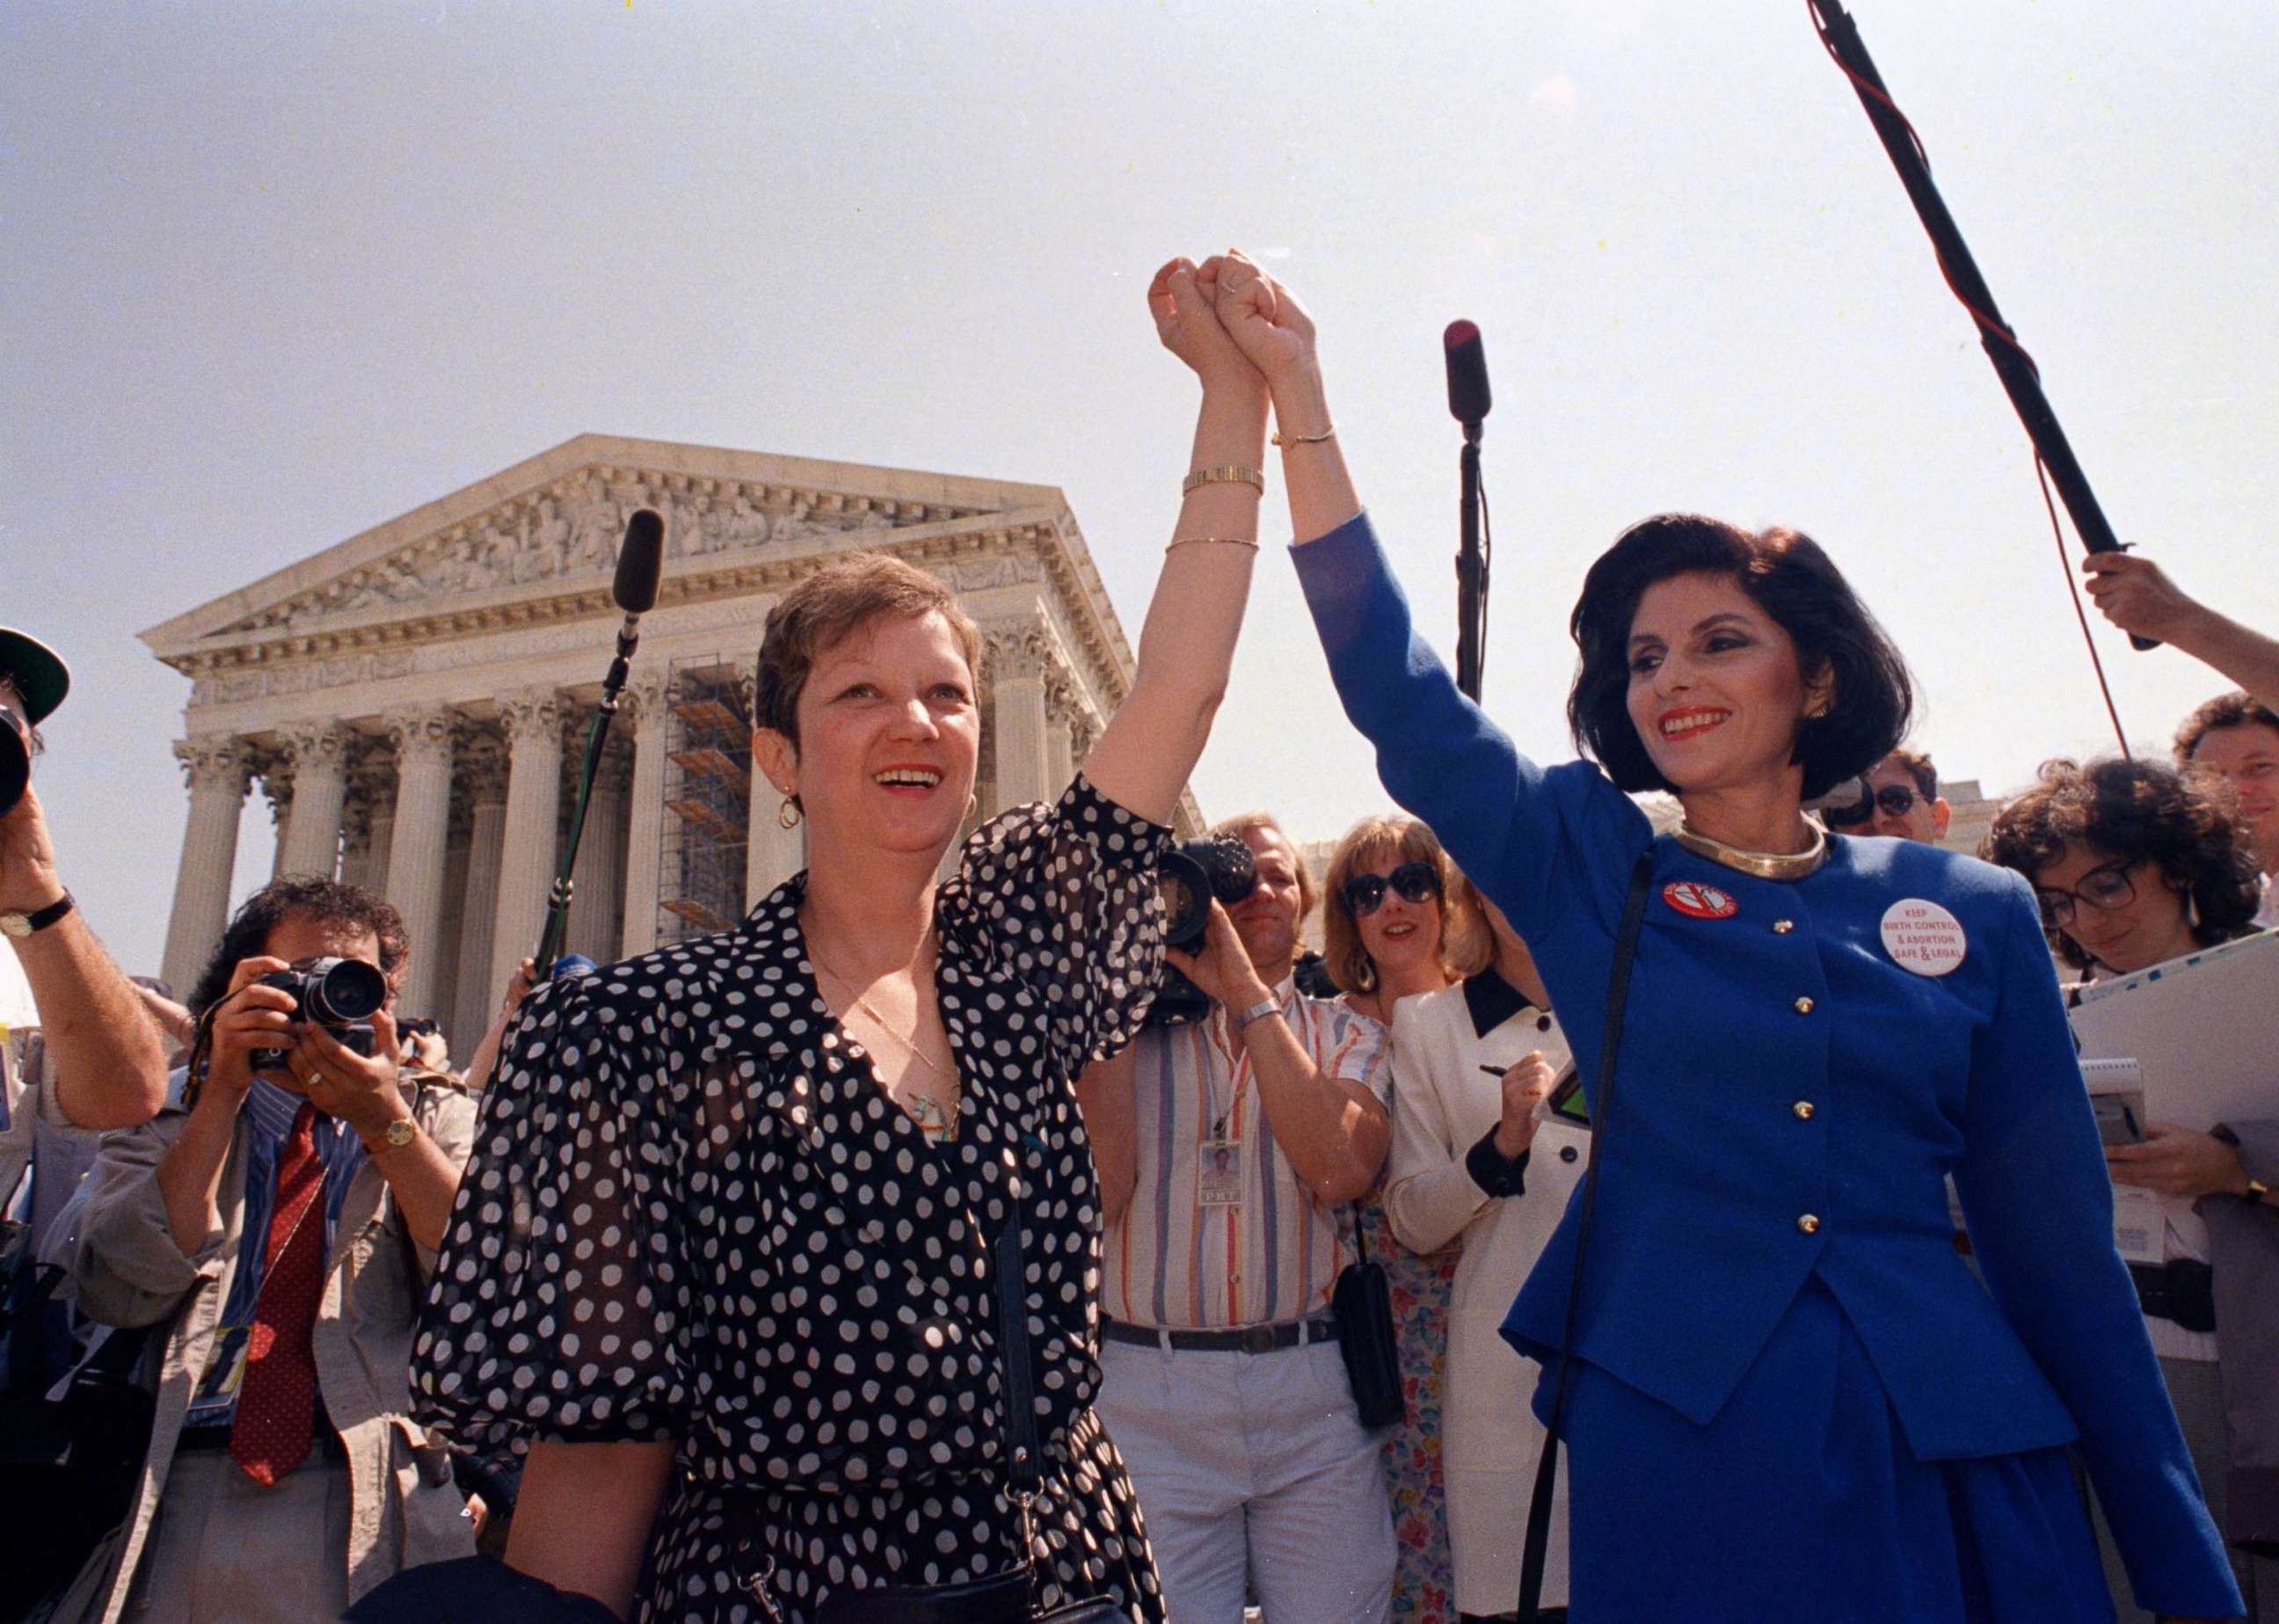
[1237,1323,1278,1356]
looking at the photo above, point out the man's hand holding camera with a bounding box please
[204,955,411,1150]
[1163,900,1273,1020]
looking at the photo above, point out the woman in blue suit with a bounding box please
[1199,252,2243,1623]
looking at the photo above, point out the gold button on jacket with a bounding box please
[1794,996,1815,1015]
[1797,1213,1822,1235]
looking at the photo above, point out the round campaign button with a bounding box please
[1880,898,1966,976]
[1662,879,1738,921]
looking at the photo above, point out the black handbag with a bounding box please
[1329,1216,1406,1430]
[1518,854,1654,1624]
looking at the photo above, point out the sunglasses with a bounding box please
[1822,784,1920,827]
[2034,860,2137,930]
[1343,861,1442,917]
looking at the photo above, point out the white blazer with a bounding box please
[1385,975,1584,1611]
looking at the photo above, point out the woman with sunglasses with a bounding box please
[1200,249,2241,1621]
[1320,815,1482,1622]
[1986,756,2276,1622]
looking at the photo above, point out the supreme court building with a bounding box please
[143,434,1188,1055]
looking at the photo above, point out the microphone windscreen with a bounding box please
[613,510,666,614]
[1444,319,1491,425]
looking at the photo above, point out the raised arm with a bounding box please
[1079,256,1270,827]
[2,785,167,1128]
[2083,550,2279,711]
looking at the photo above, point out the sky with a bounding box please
[4,1,2275,984]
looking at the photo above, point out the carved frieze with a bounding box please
[213,466,970,637]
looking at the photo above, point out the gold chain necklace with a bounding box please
[1670,818,1830,882]
[808,942,961,1140]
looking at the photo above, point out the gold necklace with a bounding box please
[808,943,961,1140]
[1670,818,1830,882]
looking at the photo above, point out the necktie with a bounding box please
[230,1103,326,1485]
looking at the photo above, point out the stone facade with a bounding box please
[145,434,1195,1055]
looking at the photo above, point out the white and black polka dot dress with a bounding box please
[412,777,1171,1622]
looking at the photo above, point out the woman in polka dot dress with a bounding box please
[411,253,1281,1622]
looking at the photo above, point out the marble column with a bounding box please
[258,754,295,880]
[620,670,672,958]
[384,705,458,1016]
[567,735,632,965]
[276,722,354,878]
[452,736,509,1051]
[162,737,251,996]
[1044,674,1077,801]
[987,625,1052,814]
[489,687,562,1009]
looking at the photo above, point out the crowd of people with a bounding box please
[1,251,2275,1624]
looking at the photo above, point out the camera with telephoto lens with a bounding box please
[0,687,29,820]
[246,956,389,1073]
[1148,834,1260,1027]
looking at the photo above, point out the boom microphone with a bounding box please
[614,508,665,615]
[1444,319,1491,431]
[535,507,666,982]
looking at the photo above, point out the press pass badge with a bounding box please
[1881,899,1966,976]
[1198,1140,1243,1206]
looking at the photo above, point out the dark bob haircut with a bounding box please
[1566,513,1914,801]
[186,875,410,1017]
[1981,756,2263,972]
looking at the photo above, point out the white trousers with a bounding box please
[1097,1335,1394,1624]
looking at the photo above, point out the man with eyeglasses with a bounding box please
[1082,809,1397,1624]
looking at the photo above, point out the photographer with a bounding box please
[2,630,169,1205]
[1086,810,1397,1622]
[55,877,475,1621]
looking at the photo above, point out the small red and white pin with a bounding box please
[1662,879,1738,921]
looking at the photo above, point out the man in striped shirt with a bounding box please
[1085,811,1396,1623]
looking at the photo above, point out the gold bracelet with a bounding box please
[1165,536,1261,554]
[1271,423,1336,448]
[1183,464,1264,496]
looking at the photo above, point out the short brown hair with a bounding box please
[753,551,981,748]
[1980,756,2262,972]
[2174,690,2279,763]
[1567,514,1914,801]
[1881,746,1938,800]
[1211,810,1316,922]
[1320,814,1489,995]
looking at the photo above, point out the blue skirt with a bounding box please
[1554,1280,2113,1623]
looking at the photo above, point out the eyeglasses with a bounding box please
[2034,860,2137,929]
[1822,785,1920,827]
[1343,861,1442,917]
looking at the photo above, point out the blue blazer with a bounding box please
[1292,512,2237,1615]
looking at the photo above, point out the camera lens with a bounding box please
[1154,849,1212,950]
[304,957,389,1024]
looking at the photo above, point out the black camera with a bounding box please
[247,956,388,1073]
[0,687,28,820]
[1149,834,1260,1026]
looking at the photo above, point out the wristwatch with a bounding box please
[370,1117,418,1152]
[1231,995,1281,1033]
[0,890,74,940]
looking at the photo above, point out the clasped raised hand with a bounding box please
[1147,256,1258,394]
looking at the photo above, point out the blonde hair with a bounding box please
[753,551,982,748]
[1321,815,1488,994]
[1210,810,1316,922]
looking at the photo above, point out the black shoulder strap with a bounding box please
[1518,851,1655,1622]
[994,1209,1042,1498]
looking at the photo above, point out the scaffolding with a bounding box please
[656,658,751,944]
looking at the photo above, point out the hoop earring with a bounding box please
[2186,891,2203,931]
[778,797,803,830]
[965,793,979,823]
